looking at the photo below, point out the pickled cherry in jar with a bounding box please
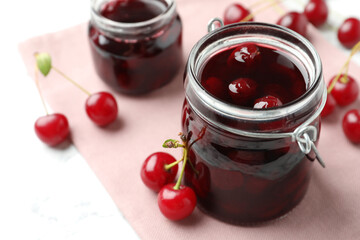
[182,22,326,224]
[88,0,183,94]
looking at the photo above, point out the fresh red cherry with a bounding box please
[228,78,258,105]
[223,3,253,25]
[321,93,336,118]
[140,152,178,192]
[328,74,359,106]
[304,0,328,27]
[202,77,227,99]
[337,17,360,48]
[342,109,360,143]
[227,43,261,70]
[34,113,70,146]
[254,95,283,109]
[157,183,197,221]
[85,91,118,126]
[277,12,308,36]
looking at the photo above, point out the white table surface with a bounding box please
[0,0,359,239]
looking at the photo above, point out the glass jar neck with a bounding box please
[90,0,177,36]
[184,22,325,134]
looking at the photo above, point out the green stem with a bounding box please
[187,156,199,175]
[173,147,188,190]
[52,66,91,96]
[164,157,183,171]
[35,66,49,115]
[328,41,360,93]
[242,0,286,22]
[188,138,200,150]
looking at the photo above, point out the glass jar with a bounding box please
[88,0,183,95]
[182,21,326,224]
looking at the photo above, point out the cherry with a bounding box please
[157,183,197,221]
[223,3,253,25]
[140,152,178,192]
[244,176,270,195]
[228,78,258,105]
[85,91,118,126]
[100,0,161,23]
[321,93,336,118]
[202,77,227,99]
[263,83,289,103]
[228,149,266,165]
[190,162,211,198]
[337,17,360,48]
[35,55,120,126]
[304,0,328,27]
[276,12,308,36]
[34,113,70,146]
[211,167,244,191]
[254,95,283,109]
[227,43,261,70]
[342,109,360,143]
[328,74,359,106]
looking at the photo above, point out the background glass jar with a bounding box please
[89,0,183,95]
[182,21,326,224]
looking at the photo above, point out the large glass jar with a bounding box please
[88,0,183,95]
[182,21,326,224]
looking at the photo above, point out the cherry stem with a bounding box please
[188,141,197,150]
[188,129,206,150]
[187,157,199,175]
[51,66,91,96]
[250,0,282,10]
[164,157,184,171]
[173,146,188,190]
[187,127,206,175]
[243,0,285,22]
[344,41,360,75]
[34,66,49,115]
[327,41,360,93]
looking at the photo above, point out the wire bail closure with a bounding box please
[207,18,224,33]
[293,125,325,168]
[203,18,326,168]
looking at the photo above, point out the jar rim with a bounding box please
[90,0,176,34]
[186,22,325,123]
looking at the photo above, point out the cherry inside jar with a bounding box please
[88,0,183,95]
[182,22,326,224]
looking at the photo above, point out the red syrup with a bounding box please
[88,0,183,94]
[200,43,307,107]
[182,43,316,224]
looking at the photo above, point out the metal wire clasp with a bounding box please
[207,18,224,32]
[293,125,325,168]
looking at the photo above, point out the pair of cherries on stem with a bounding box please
[302,2,360,49]
[223,0,328,37]
[140,134,199,221]
[223,0,360,49]
[277,0,329,36]
[321,42,360,143]
[34,53,118,146]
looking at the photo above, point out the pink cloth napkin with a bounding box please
[19,0,360,239]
